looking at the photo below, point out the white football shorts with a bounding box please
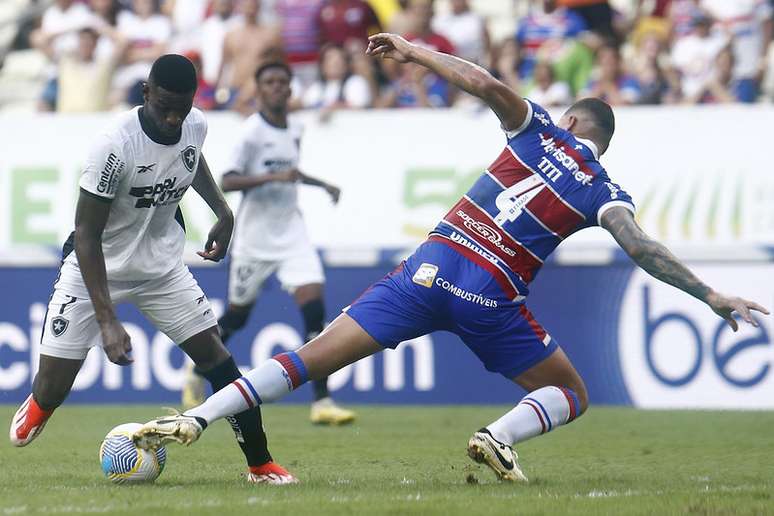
[39,260,218,360]
[228,243,325,306]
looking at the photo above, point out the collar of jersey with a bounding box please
[574,137,599,160]
[259,110,288,130]
[138,107,182,145]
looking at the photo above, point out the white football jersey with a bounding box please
[226,113,310,260]
[63,107,207,281]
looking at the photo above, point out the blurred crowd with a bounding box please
[4,0,774,114]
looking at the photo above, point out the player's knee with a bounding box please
[570,379,589,415]
[294,283,323,307]
[194,341,231,372]
[181,326,232,371]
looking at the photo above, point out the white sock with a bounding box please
[186,351,309,423]
[486,386,582,445]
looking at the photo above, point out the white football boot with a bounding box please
[467,428,528,482]
[133,411,204,450]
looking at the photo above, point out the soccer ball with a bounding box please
[99,423,167,484]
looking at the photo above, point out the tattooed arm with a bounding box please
[601,207,769,331]
[366,33,529,132]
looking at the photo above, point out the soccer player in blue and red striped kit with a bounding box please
[134,34,769,482]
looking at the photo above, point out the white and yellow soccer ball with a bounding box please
[99,423,167,484]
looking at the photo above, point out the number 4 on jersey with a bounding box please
[494,176,545,226]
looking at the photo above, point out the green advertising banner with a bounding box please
[1,107,773,265]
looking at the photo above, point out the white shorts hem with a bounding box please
[38,343,92,361]
[167,314,219,345]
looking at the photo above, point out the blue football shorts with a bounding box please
[345,240,558,378]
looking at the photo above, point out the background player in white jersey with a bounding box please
[9,54,296,485]
[135,36,768,482]
[182,62,354,425]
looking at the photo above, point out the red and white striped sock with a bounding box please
[486,386,582,445]
[186,352,308,424]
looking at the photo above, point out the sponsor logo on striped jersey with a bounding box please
[457,210,516,257]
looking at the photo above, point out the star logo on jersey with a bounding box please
[136,163,156,174]
[535,113,550,126]
[181,145,197,173]
[51,316,69,337]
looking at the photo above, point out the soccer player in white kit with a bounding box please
[182,61,355,425]
[9,54,296,484]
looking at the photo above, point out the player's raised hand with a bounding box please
[101,319,133,366]
[198,211,234,262]
[706,291,770,332]
[325,184,341,204]
[366,33,414,63]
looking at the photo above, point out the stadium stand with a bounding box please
[0,0,772,111]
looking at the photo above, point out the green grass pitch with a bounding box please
[1,405,772,515]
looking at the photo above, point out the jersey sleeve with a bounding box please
[79,134,128,200]
[589,180,636,226]
[502,98,552,140]
[190,107,208,144]
[224,119,259,174]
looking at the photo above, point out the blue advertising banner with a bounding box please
[1,260,772,408]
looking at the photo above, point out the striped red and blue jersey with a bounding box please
[429,99,634,301]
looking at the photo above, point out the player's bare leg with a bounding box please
[183,300,252,410]
[135,314,380,448]
[181,302,254,409]
[179,326,296,484]
[10,355,83,446]
[295,313,384,378]
[181,298,258,409]
[294,283,356,425]
[468,347,588,482]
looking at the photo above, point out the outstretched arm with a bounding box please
[297,170,340,204]
[601,207,769,331]
[366,33,529,132]
[192,154,234,262]
[221,169,298,191]
[222,168,340,203]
